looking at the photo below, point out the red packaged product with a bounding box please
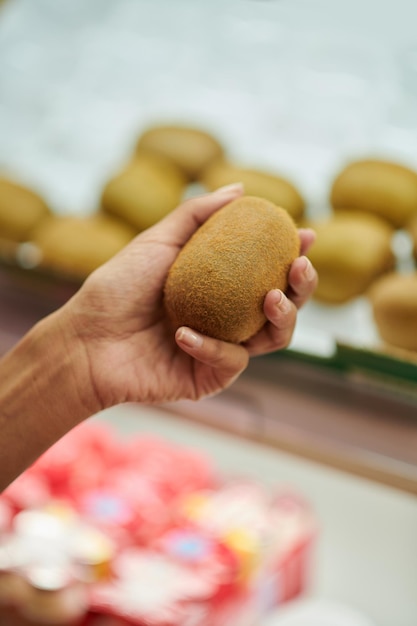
[122,436,217,501]
[104,472,172,545]
[0,497,13,532]
[154,527,239,600]
[3,471,52,514]
[30,424,120,501]
[259,490,317,605]
[76,490,137,550]
[89,548,222,626]
[176,480,317,613]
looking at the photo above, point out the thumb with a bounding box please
[148,183,244,248]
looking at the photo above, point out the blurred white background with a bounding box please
[1,0,417,213]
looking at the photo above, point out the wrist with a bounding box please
[0,308,100,488]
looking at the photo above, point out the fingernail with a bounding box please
[214,182,244,194]
[176,327,203,348]
[301,256,315,281]
[276,290,291,313]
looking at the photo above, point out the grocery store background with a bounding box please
[1,1,417,625]
[2,0,417,216]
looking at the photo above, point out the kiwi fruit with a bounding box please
[200,161,305,222]
[307,211,395,304]
[330,159,417,228]
[31,213,136,280]
[0,176,50,241]
[164,195,300,343]
[369,272,417,352]
[101,153,187,232]
[136,124,224,181]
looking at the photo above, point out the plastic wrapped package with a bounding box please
[0,422,316,626]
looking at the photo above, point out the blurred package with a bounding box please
[0,422,316,625]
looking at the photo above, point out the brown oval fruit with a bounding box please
[330,159,417,228]
[136,124,224,181]
[101,154,186,232]
[0,176,50,241]
[164,196,300,343]
[369,271,417,352]
[31,213,136,279]
[200,161,305,222]
[307,211,395,304]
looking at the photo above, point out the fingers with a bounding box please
[243,289,297,357]
[151,183,244,248]
[242,252,318,356]
[174,250,318,363]
[170,215,316,365]
[286,255,318,309]
[176,326,249,389]
[298,228,316,255]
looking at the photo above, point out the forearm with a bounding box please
[0,309,98,490]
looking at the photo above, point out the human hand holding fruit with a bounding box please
[0,184,317,488]
[65,185,317,409]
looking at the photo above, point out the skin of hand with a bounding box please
[0,183,317,489]
[60,183,318,411]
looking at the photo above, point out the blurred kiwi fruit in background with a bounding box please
[330,159,417,229]
[369,271,417,352]
[307,211,395,304]
[30,213,136,280]
[200,160,305,222]
[101,153,187,231]
[0,176,50,242]
[136,124,225,181]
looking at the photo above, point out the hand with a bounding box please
[64,185,318,409]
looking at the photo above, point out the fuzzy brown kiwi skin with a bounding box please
[164,196,300,344]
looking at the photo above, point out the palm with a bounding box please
[70,233,226,408]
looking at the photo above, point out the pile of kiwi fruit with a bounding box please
[0,123,305,289]
[2,121,417,353]
[0,176,138,281]
[306,158,417,354]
